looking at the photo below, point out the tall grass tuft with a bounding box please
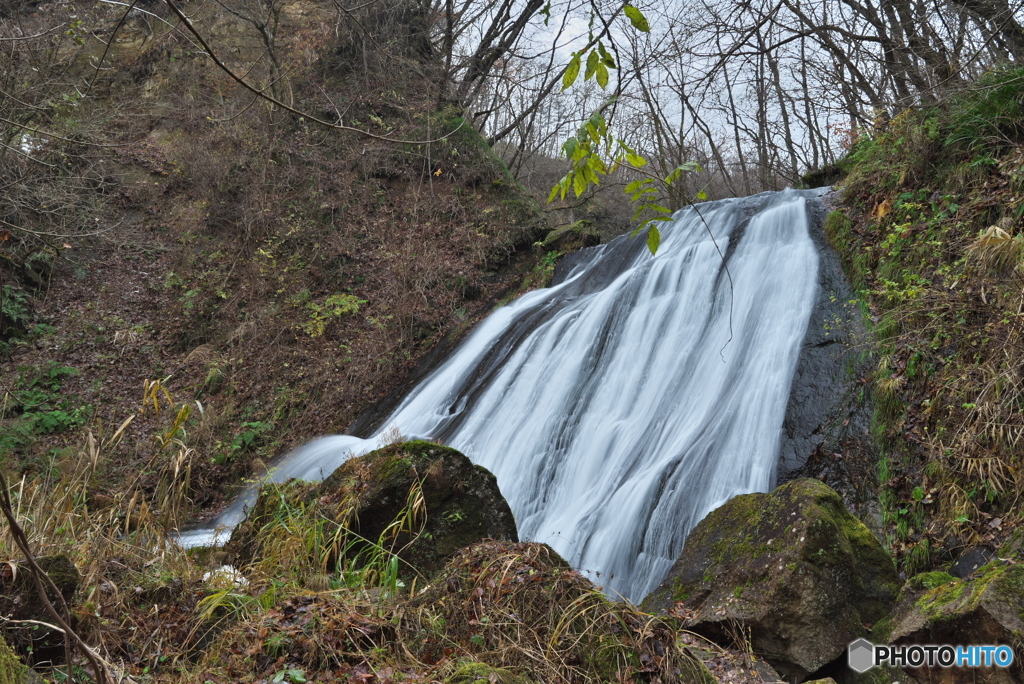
[967,225,1024,273]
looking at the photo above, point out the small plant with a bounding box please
[540,250,560,269]
[212,420,271,465]
[0,284,31,347]
[273,668,307,683]
[300,293,365,337]
[0,363,90,465]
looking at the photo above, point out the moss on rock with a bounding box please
[882,560,1024,683]
[642,478,898,682]
[884,557,1019,643]
[541,220,601,252]
[907,571,957,591]
[0,635,27,684]
[231,441,517,581]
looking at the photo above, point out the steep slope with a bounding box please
[828,65,1024,575]
[0,0,551,510]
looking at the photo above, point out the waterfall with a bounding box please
[180,189,822,603]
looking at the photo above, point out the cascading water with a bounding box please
[180,188,822,603]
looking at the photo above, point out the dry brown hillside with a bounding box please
[0,0,553,512]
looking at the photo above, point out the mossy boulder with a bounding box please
[642,478,899,682]
[541,220,601,252]
[800,163,844,188]
[875,560,1024,683]
[231,441,518,580]
[315,441,517,578]
[0,555,79,663]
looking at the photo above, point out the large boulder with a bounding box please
[231,441,517,580]
[643,478,899,682]
[316,440,517,577]
[872,561,1024,684]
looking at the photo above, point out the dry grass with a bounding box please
[966,225,1024,273]
[186,540,710,684]
[0,383,212,674]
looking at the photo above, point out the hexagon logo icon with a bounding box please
[848,638,875,673]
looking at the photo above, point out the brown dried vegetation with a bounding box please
[1,0,549,513]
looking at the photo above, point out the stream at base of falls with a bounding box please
[179,188,825,604]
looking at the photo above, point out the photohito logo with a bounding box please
[848,639,1016,672]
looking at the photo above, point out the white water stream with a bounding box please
[180,189,821,602]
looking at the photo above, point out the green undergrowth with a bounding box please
[830,64,1024,575]
[0,362,90,471]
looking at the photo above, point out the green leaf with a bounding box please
[624,5,650,32]
[547,181,561,203]
[585,50,599,81]
[625,153,647,168]
[562,54,581,90]
[540,2,551,25]
[629,187,657,202]
[625,179,648,194]
[646,225,661,254]
[697,191,708,200]
[598,41,616,68]
[573,172,587,197]
[596,63,609,89]
[562,137,578,158]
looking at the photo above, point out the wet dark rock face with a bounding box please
[778,192,873,485]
